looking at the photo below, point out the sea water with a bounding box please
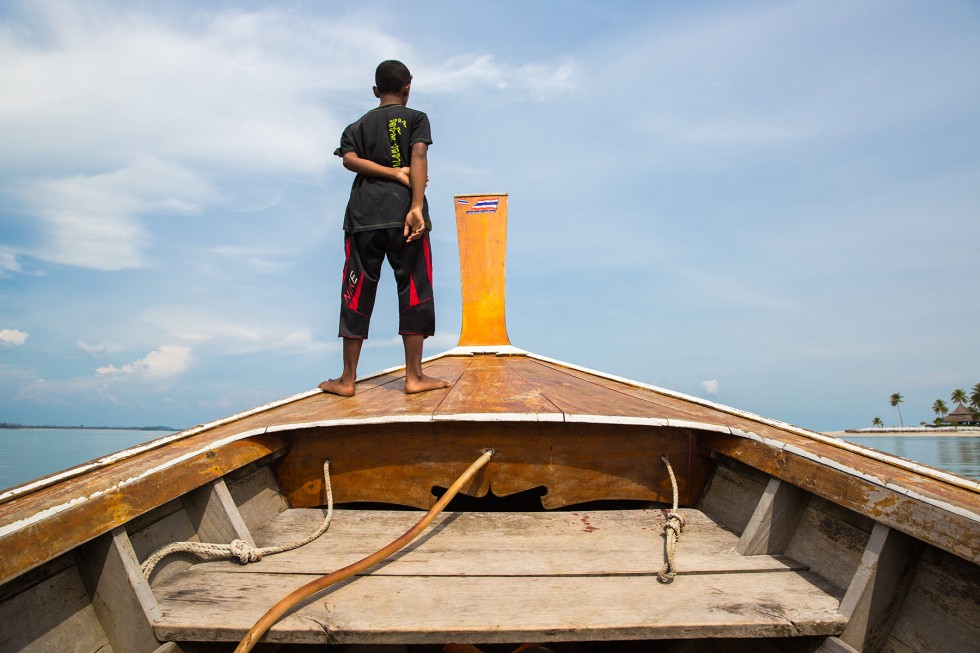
[841,434,980,481]
[1,428,978,492]
[0,428,175,491]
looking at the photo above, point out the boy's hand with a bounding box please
[395,166,411,188]
[404,207,425,242]
[394,168,429,188]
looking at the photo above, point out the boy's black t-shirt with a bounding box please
[336,104,433,233]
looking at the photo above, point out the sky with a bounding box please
[1,0,978,432]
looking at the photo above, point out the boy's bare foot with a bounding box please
[318,378,356,397]
[404,374,450,394]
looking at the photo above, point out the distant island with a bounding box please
[0,423,180,431]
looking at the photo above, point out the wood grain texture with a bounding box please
[199,508,807,577]
[514,358,707,421]
[699,465,768,535]
[883,545,980,653]
[737,477,810,555]
[152,508,845,645]
[227,465,289,533]
[182,478,254,547]
[838,523,921,653]
[0,561,110,653]
[76,526,162,652]
[275,422,708,510]
[455,193,510,346]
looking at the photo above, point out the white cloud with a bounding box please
[140,306,338,356]
[701,379,720,395]
[0,330,29,347]
[0,3,577,276]
[0,249,23,276]
[422,54,578,100]
[19,158,214,270]
[0,3,344,175]
[212,246,289,274]
[77,340,113,357]
[96,344,191,379]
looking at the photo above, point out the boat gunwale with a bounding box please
[4,348,975,508]
[1,349,978,588]
[3,413,977,547]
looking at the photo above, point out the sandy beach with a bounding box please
[824,427,980,437]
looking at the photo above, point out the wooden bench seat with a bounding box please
[152,508,846,645]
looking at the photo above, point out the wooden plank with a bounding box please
[182,478,254,547]
[227,464,289,532]
[434,356,562,416]
[703,433,980,564]
[785,499,871,591]
[699,465,768,535]
[884,546,980,653]
[291,357,472,422]
[838,523,920,653]
[76,526,162,653]
[275,422,707,510]
[153,568,845,644]
[737,477,810,555]
[520,358,709,421]
[0,561,110,653]
[129,499,200,587]
[0,431,287,586]
[202,509,807,577]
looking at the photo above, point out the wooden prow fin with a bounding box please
[455,193,510,346]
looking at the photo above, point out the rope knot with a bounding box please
[664,510,686,536]
[658,454,684,584]
[231,539,263,564]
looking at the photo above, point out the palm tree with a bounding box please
[872,417,883,428]
[951,388,968,406]
[889,393,904,427]
[932,399,949,423]
[971,382,980,410]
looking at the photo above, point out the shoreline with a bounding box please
[824,427,980,438]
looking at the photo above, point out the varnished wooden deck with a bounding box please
[152,508,847,644]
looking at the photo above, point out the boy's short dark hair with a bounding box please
[375,60,412,94]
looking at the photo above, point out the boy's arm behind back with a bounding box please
[341,152,410,187]
[403,142,428,242]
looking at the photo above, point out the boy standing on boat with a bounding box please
[319,60,449,397]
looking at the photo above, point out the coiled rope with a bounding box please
[658,453,686,583]
[141,458,334,581]
[234,448,494,653]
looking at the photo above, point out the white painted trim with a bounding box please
[522,352,980,492]
[565,414,670,428]
[3,409,977,544]
[431,412,564,422]
[440,345,529,357]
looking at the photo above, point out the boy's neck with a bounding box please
[377,92,407,107]
[374,83,410,107]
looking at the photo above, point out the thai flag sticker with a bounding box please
[466,198,499,214]
[456,198,469,205]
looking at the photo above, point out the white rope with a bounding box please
[658,454,686,583]
[141,459,334,580]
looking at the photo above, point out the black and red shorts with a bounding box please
[338,227,435,339]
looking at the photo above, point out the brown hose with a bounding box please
[234,449,494,652]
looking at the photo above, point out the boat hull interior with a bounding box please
[2,388,977,653]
